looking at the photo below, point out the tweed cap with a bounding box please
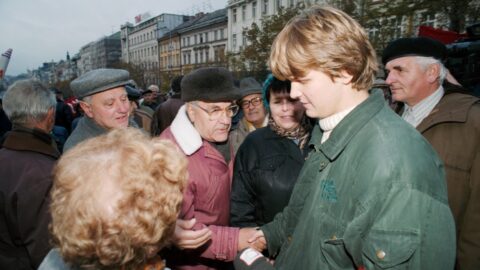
[70,68,130,99]
[181,67,241,102]
[239,77,262,99]
[382,37,447,65]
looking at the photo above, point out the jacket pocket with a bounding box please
[321,238,355,269]
[362,229,419,269]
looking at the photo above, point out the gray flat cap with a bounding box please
[70,68,131,99]
[239,77,262,98]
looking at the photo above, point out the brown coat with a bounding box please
[417,91,480,270]
[0,127,60,270]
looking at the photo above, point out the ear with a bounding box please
[337,70,354,85]
[426,64,440,84]
[80,101,94,118]
[186,103,196,123]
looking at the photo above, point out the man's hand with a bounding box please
[248,229,266,252]
[173,218,212,249]
[238,228,267,252]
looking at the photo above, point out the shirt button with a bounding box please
[376,250,386,260]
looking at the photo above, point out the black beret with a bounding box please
[382,37,447,65]
[181,67,241,102]
[70,68,130,99]
[239,77,262,98]
[125,85,141,100]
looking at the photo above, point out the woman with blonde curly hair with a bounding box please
[38,127,188,270]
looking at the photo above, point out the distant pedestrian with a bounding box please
[151,75,184,136]
[229,77,268,153]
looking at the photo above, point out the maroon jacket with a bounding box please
[160,105,239,270]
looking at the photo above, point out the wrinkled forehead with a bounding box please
[197,100,235,108]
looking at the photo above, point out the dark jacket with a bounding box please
[151,94,184,136]
[230,126,309,227]
[0,127,60,270]
[55,100,73,133]
[256,91,455,269]
[416,88,480,270]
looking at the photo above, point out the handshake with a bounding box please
[238,227,267,252]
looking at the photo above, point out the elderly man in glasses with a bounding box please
[159,67,258,270]
[230,77,268,153]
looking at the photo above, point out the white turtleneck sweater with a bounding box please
[319,106,357,143]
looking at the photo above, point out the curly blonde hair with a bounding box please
[50,128,187,270]
[269,6,378,91]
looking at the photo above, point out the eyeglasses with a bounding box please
[240,97,263,109]
[191,102,239,121]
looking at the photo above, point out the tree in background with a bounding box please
[231,0,479,77]
[228,5,301,82]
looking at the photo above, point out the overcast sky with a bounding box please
[0,0,228,76]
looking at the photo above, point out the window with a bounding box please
[242,31,247,46]
[214,30,218,40]
[289,0,294,7]
[252,2,257,18]
[233,8,237,23]
[195,52,198,63]
[232,34,237,49]
[242,5,246,21]
[221,29,225,39]
[276,0,281,10]
[205,32,208,42]
[262,0,268,14]
[200,34,203,43]
[206,51,209,62]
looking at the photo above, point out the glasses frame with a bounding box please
[240,96,263,109]
[190,102,239,121]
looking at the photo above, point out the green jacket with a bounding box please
[261,91,456,269]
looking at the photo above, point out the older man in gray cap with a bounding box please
[383,37,480,270]
[159,67,258,270]
[64,68,131,152]
[229,77,268,153]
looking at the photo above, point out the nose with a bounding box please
[281,101,290,111]
[290,82,302,99]
[385,72,394,85]
[118,100,130,114]
[218,112,232,125]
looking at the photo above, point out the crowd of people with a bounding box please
[0,5,479,270]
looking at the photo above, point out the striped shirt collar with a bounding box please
[402,85,444,127]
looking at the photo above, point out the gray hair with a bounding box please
[3,79,56,125]
[414,56,447,84]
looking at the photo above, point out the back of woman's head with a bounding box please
[50,128,188,269]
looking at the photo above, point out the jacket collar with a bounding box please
[170,105,203,155]
[2,126,60,159]
[417,92,479,133]
[311,90,385,160]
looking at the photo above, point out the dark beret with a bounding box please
[171,75,184,93]
[382,37,447,65]
[239,77,262,98]
[181,67,241,102]
[125,85,141,100]
[70,68,130,99]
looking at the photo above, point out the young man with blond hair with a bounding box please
[235,6,455,270]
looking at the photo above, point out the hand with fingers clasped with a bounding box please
[173,218,212,249]
[238,227,267,252]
